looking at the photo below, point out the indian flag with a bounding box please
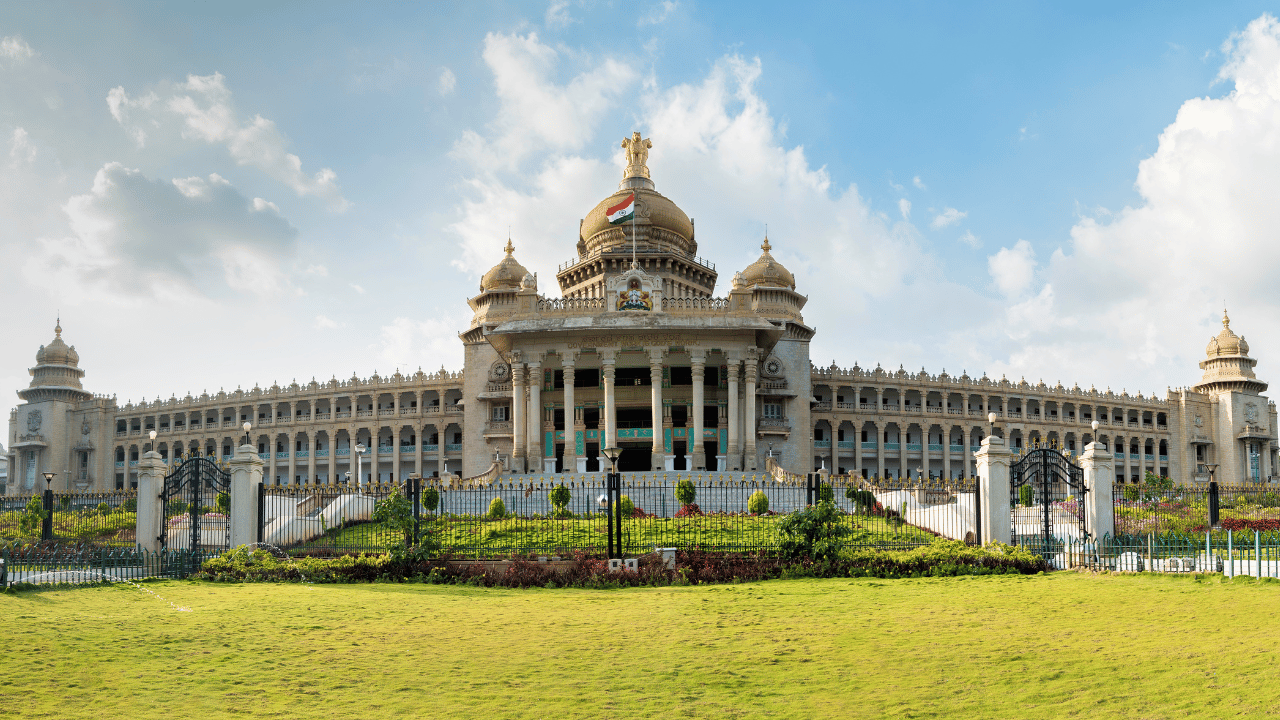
[607,193,635,225]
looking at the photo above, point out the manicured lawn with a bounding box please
[4,573,1279,718]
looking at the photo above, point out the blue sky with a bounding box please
[2,1,1280,407]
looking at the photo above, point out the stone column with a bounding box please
[229,442,264,548]
[562,356,577,473]
[135,450,167,553]
[370,434,380,484]
[391,425,401,483]
[287,432,297,485]
[512,364,526,472]
[876,388,883,412]
[922,425,931,479]
[875,422,885,479]
[1121,435,1131,483]
[727,359,740,471]
[744,353,758,471]
[601,351,617,452]
[690,350,706,470]
[975,434,1012,545]
[267,434,277,486]
[943,427,952,479]
[897,426,905,478]
[649,348,665,470]
[854,422,864,477]
[1081,441,1114,541]
[527,359,543,471]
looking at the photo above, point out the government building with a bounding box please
[6,133,1277,495]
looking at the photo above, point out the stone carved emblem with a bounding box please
[82,418,92,436]
[762,355,784,378]
[607,266,661,313]
[1194,414,1203,427]
[490,362,510,382]
[26,410,41,433]
[617,278,653,311]
[1246,403,1259,422]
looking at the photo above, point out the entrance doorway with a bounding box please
[673,440,686,471]
[618,443,650,471]
[703,440,719,470]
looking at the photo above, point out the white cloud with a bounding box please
[930,207,967,229]
[26,163,297,301]
[9,127,35,167]
[912,175,926,190]
[639,1,679,26]
[349,282,365,294]
[378,316,465,372]
[252,197,280,213]
[303,264,329,277]
[898,198,911,220]
[987,239,1036,297]
[438,67,456,96]
[985,13,1280,388]
[451,32,638,172]
[0,36,34,61]
[314,315,338,329]
[108,73,348,209]
[958,230,980,248]
[545,1,574,27]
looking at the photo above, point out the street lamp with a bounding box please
[242,421,252,447]
[768,442,774,459]
[600,446,623,560]
[601,446,622,474]
[354,443,367,488]
[42,471,55,490]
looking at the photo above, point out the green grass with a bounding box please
[306,512,939,555]
[5,573,1280,718]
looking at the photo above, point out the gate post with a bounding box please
[975,435,1012,545]
[135,451,167,553]
[229,443,265,548]
[1081,440,1114,541]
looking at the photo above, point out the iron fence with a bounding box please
[1057,530,1280,576]
[0,491,139,546]
[0,544,211,587]
[1111,482,1280,538]
[258,474,978,558]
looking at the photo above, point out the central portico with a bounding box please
[459,133,814,476]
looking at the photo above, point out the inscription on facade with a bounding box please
[565,334,699,350]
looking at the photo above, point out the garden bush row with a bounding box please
[193,539,1047,588]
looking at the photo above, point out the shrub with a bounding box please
[421,487,440,513]
[674,503,703,518]
[1122,484,1140,502]
[776,501,850,562]
[123,498,137,512]
[96,502,112,516]
[487,497,507,519]
[166,499,189,516]
[549,484,571,514]
[59,496,72,510]
[846,489,876,515]
[675,479,697,507]
[215,492,230,514]
[372,493,414,546]
[18,497,46,535]
[817,482,834,504]
[1019,484,1035,507]
[616,495,635,519]
[748,490,769,515]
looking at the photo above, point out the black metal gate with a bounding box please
[161,452,231,574]
[1010,445,1087,554]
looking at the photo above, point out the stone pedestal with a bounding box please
[1081,442,1115,540]
[135,451,167,553]
[975,436,1012,545]
[229,443,264,548]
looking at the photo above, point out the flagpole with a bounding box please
[631,193,637,269]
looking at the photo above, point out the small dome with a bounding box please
[480,240,529,291]
[1206,310,1250,357]
[739,237,795,290]
[35,321,79,366]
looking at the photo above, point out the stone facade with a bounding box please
[6,135,1278,492]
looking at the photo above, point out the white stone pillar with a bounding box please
[975,435,1012,545]
[307,432,317,485]
[135,451,167,553]
[943,427,952,479]
[602,352,617,452]
[527,359,543,469]
[744,354,757,471]
[650,348,665,470]
[727,359,740,470]
[691,350,706,470]
[562,357,576,473]
[229,443,264,548]
[1081,441,1114,540]
[287,432,297,485]
[512,364,526,472]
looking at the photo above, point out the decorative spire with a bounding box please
[761,236,771,253]
[1223,306,1230,329]
[55,315,61,339]
[504,238,514,256]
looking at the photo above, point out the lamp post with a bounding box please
[355,443,367,489]
[601,446,623,560]
[242,421,252,448]
[1205,463,1220,528]
[41,472,56,541]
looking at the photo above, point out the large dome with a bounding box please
[739,237,795,290]
[581,187,694,248]
[1206,310,1249,357]
[480,240,529,292]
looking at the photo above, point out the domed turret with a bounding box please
[739,237,795,290]
[1195,308,1267,395]
[480,240,529,292]
[1206,310,1249,357]
[19,320,92,403]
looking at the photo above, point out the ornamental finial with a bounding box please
[504,238,514,256]
[1223,305,1230,329]
[621,131,653,180]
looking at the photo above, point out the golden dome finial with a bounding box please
[55,314,61,339]
[1223,305,1230,329]
[761,232,771,253]
[504,238,514,256]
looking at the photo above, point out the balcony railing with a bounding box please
[357,410,373,417]
[378,409,395,416]
[400,408,418,415]
[336,411,351,419]
[445,443,463,452]
[861,442,877,450]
